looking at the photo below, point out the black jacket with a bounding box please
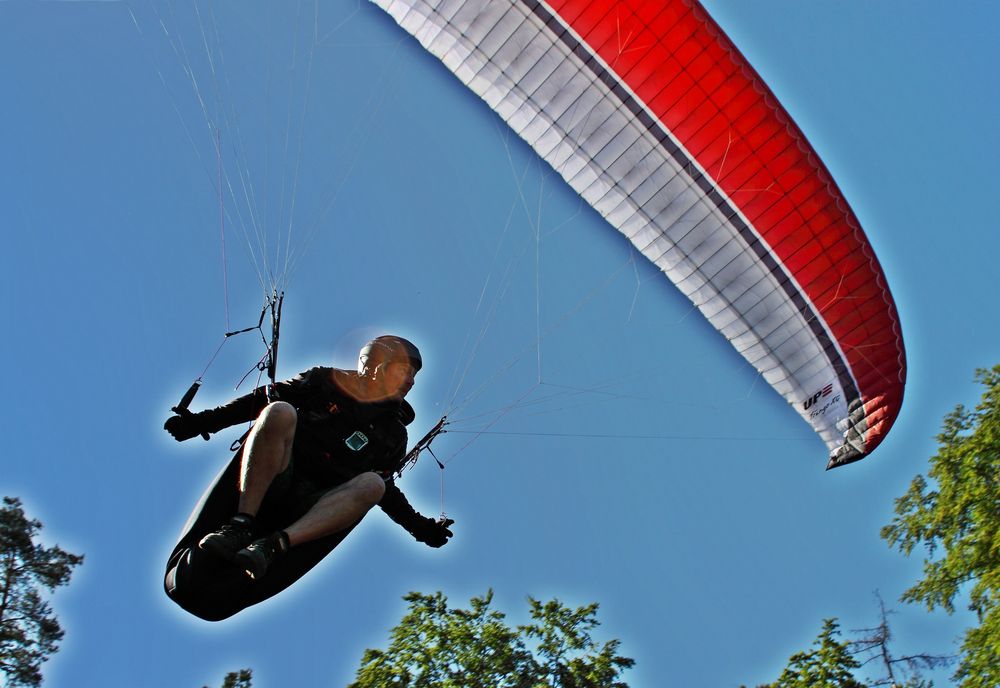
[187,367,430,534]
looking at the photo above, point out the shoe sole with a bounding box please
[198,534,246,562]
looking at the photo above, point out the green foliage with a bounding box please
[881,365,1000,688]
[0,496,84,688]
[207,668,252,688]
[349,590,634,688]
[763,619,865,688]
[744,595,952,687]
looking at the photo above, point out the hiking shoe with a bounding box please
[236,531,290,580]
[198,514,256,562]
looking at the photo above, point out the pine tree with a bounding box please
[764,619,865,688]
[0,496,84,687]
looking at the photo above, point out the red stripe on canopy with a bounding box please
[547,0,905,455]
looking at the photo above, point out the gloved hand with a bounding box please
[411,517,455,548]
[164,413,208,442]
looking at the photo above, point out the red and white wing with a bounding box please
[375,0,906,467]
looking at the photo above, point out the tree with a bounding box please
[744,595,953,688]
[881,365,1000,688]
[0,496,84,687]
[203,669,253,688]
[349,590,635,687]
[761,618,866,688]
[847,593,952,687]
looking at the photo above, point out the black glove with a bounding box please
[164,413,209,442]
[411,517,454,548]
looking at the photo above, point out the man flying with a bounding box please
[162,335,453,621]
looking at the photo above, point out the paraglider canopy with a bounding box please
[373,0,906,468]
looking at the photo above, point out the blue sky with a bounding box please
[2,1,998,686]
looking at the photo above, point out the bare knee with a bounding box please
[350,472,386,506]
[255,401,297,437]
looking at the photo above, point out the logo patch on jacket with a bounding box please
[344,431,369,451]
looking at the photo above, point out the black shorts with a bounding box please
[259,458,330,527]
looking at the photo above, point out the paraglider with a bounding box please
[159,0,906,620]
